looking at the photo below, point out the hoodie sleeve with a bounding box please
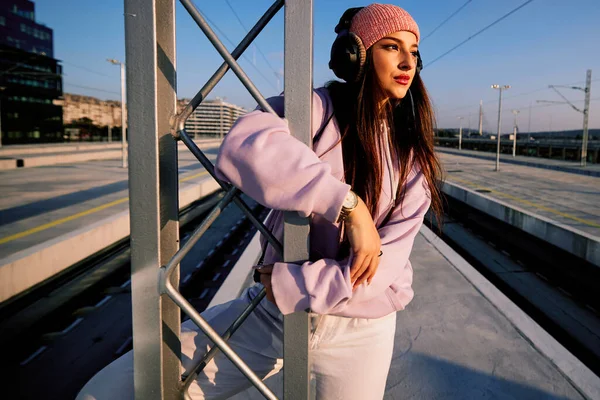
[214,90,350,223]
[270,168,431,316]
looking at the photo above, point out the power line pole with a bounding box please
[582,69,592,167]
[478,99,483,136]
[457,116,464,150]
[107,58,128,168]
[539,69,593,167]
[512,109,519,157]
[527,101,532,142]
[492,85,510,171]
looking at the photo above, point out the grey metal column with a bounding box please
[120,61,128,168]
[457,116,463,150]
[283,0,313,399]
[581,69,592,167]
[511,109,519,157]
[495,88,503,171]
[125,0,181,399]
[492,84,510,172]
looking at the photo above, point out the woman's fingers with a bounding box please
[350,253,366,281]
[352,254,372,286]
[353,258,371,289]
[353,256,379,289]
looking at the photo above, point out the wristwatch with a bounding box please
[337,190,358,223]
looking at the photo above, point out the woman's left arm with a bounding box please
[270,168,431,316]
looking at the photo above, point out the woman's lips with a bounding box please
[394,76,410,85]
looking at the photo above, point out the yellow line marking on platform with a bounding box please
[0,171,210,245]
[448,176,600,229]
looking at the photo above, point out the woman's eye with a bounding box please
[384,44,398,50]
[411,51,419,58]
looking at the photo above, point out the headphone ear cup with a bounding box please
[416,50,423,74]
[350,32,366,82]
[329,31,366,83]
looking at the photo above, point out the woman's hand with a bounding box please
[256,264,277,306]
[344,196,381,290]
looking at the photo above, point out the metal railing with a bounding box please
[125,0,314,398]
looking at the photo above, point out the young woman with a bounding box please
[77,3,443,399]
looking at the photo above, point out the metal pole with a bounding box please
[478,99,483,136]
[512,109,519,157]
[108,124,112,143]
[457,117,463,150]
[120,62,127,168]
[581,69,592,167]
[492,85,509,171]
[527,101,532,142]
[125,0,180,398]
[496,89,502,171]
[284,0,314,398]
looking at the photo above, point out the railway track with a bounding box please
[2,191,267,400]
[427,195,600,376]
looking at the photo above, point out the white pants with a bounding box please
[77,284,397,400]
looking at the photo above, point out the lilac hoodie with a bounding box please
[215,87,431,319]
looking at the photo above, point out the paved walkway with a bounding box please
[231,227,594,399]
[0,144,220,260]
[437,147,600,177]
[439,151,600,238]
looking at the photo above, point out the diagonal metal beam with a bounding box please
[179,129,283,256]
[179,0,275,114]
[181,289,267,394]
[162,187,239,279]
[174,0,284,135]
[162,276,278,399]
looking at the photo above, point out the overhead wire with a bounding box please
[224,0,280,79]
[194,2,279,92]
[437,83,583,118]
[63,82,120,95]
[421,0,473,42]
[425,0,535,68]
[61,61,114,79]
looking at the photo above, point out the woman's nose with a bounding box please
[398,52,416,71]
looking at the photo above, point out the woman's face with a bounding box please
[371,31,419,101]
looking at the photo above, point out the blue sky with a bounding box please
[36,0,600,133]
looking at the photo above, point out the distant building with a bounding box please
[180,98,247,137]
[0,0,63,145]
[62,93,123,127]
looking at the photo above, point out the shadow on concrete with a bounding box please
[385,353,580,400]
[0,163,209,226]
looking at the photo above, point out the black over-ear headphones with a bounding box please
[329,7,423,83]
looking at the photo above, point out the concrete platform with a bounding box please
[0,140,222,303]
[437,147,600,177]
[0,142,126,156]
[0,139,223,169]
[208,227,599,399]
[439,151,600,267]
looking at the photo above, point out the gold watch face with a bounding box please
[343,191,357,209]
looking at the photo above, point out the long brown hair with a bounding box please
[326,48,444,225]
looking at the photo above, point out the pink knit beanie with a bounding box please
[350,3,420,50]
